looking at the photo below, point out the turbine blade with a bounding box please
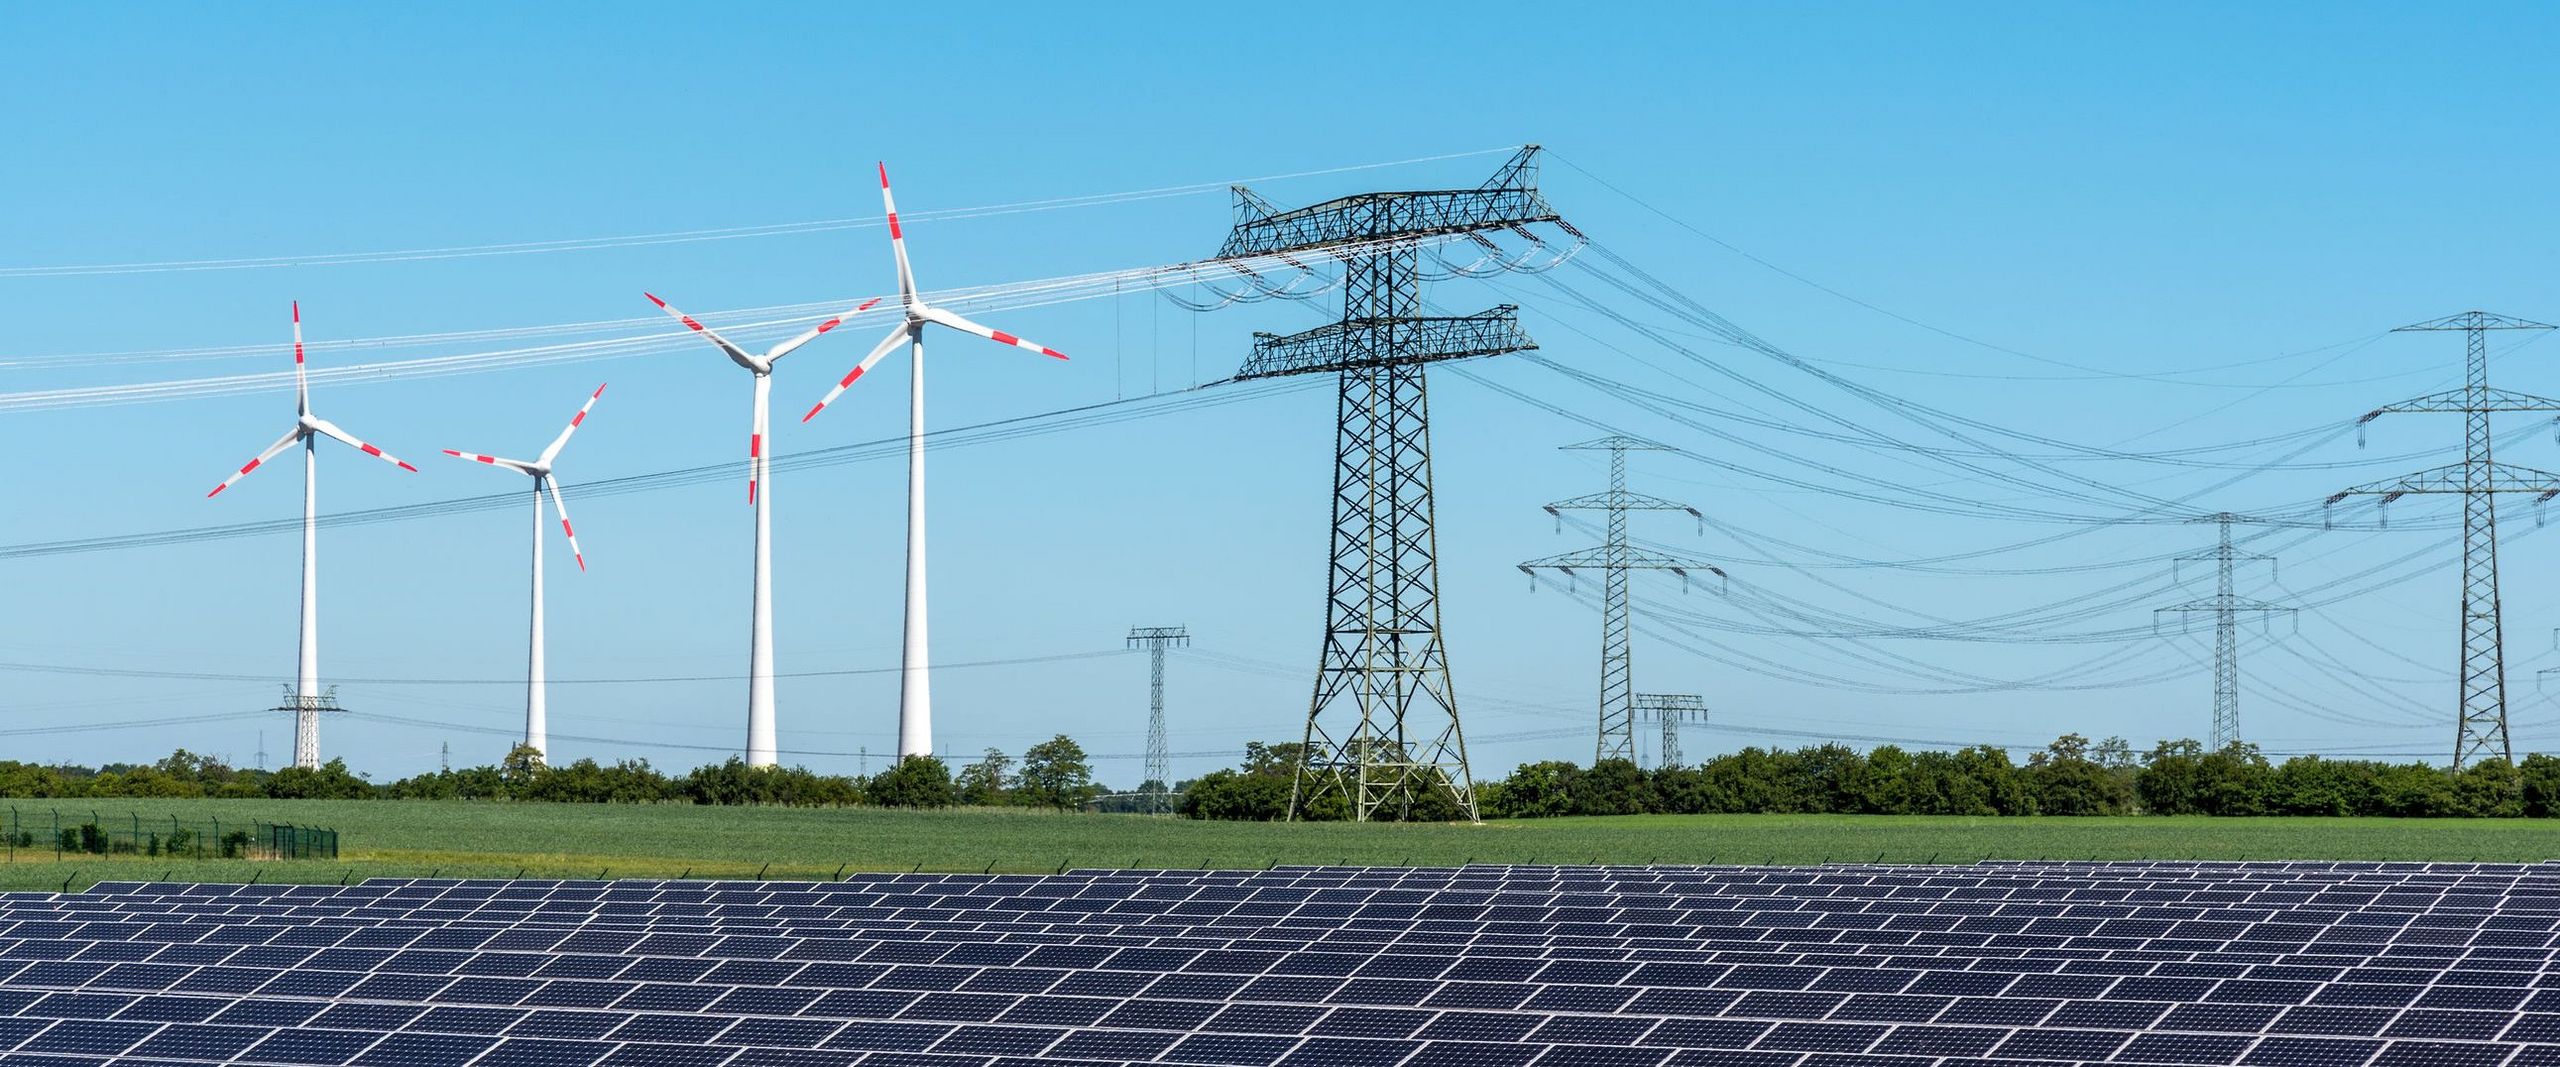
[309,418,418,472]
[802,322,912,423]
[881,162,916,303]
[546,478,585,571]
[766,299,882,364]
[441,449,538,474]
[920,305,1068,361]
[291,301,309,415]
[644,293,763,372]
[538,382,607,464]
[207,428,305,498]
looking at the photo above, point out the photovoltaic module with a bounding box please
[0,861,2547,1065]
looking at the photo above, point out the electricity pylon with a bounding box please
[1632,693,1706,770]
[2327,311,2560,769]
[2152,513,2292,750]
[1520,436,1721,764]
[1215,147,1562,823]
[265,685,343,769]
[1126,626,1189,814]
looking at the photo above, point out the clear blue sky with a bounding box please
[4,3,2559,783]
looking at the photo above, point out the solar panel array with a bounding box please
[0,861,2549,1066]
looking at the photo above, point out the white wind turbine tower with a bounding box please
[441,383,606,759]
[206,302,417,769]
[802,162,1071,759]
[645,292,877,767]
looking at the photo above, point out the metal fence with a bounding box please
[3,810,337,861]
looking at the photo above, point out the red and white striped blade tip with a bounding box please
[988,327,1068,361]
[813,298,884,336]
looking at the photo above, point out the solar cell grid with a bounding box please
[8,863,2560,1066]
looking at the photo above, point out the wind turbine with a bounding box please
[644,292,876,767]
[442,383,605,760]
[206,302,416,770]
[801,162,1071,760]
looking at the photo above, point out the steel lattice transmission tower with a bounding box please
[2328,311,2560,769]
[1126,626,1189,815]
[1213,147,1560,823]
[265,685,343,770]
[1632,693,1706,770]
[2152,513,2292,750]
[1520,437,1720,764]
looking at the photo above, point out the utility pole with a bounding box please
[1126,626,1190,814]
[2153,513,2292,750]
[1631,693,1706,770]
[440,742,451,774]
[2328,311,2560,769]
[1213,146,1563,823]
[1520,437,1722,764]
[255,731,266,773]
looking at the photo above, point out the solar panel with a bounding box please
[1,862,2558,1065]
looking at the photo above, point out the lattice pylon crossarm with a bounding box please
[2367,385,2560,416]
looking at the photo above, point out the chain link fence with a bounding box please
[2,810,337,861]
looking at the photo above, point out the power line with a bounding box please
[0,649,1133,687]
[0,148,1522,279]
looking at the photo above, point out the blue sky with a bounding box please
[4,3,2559,784]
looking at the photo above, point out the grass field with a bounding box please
[0,800,2552,891]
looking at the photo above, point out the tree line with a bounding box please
[0,737,1108,810]
[21,734,2559,820]
[1178,736,2560,820]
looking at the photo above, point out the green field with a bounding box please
[0,800,2551,892]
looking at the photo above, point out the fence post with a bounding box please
[51,810,60,861]
[211,817,220,860]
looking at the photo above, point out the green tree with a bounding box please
[1178,742,1313,821]
[2268,755,2364,816]
[866,755,955,809]
[2372,761,2457,816]
[1573,758,1656,816]
[2137,739,2207,814]
[1487,761,1580,818]
[1014,735,1097,811]
[1697,748,1791,812]
[2195,742,2273,815]
[264,758,374,800]
[1650,764,1710,814]
[1854,745,1916,814]
[956,749,1011,807]
[2025,734,2131,815]
[498,744,548,799]
[2450,759,2522,817]
[2522,753,2560,818]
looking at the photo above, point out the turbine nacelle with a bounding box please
[443,383,604,571]
[798,163,1069,424]
[207,304,415,498]
[644,292,876,377]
